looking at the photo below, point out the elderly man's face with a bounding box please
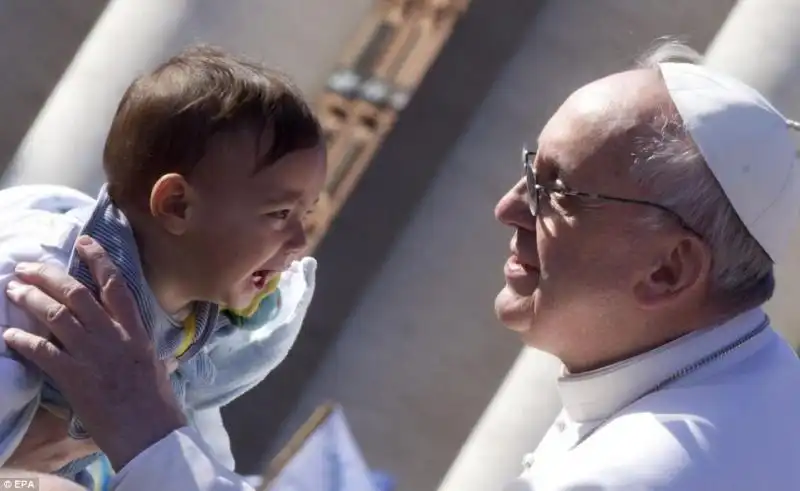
[494,70,707,363]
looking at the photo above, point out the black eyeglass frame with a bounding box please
[521,147,701,237]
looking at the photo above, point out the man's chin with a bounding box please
[495,286,534,333]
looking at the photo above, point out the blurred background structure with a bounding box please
[2,0,800,490]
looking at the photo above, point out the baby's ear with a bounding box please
[149,174,192,235]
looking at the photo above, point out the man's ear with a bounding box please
[149,174,195,235]
[633,235,711,308]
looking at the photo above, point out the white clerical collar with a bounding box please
[557,308,771,423]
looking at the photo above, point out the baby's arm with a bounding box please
[186,257,317,411]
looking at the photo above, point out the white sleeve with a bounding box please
[191,407,236,471]
[0,185,94,464]
[110,427,256,491]
[0,236,75,465]
[0,333,41,466]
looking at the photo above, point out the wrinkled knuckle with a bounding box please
[63,284,89,305]
[46,303,68,324]
[104,272,124,294]
[30,337,51,357]
[33,262,49,276]
[86,247,106,265]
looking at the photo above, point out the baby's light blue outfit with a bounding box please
[0,185,316,486]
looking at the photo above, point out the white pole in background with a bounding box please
[436,349,561,491]
[1,0,193,195]
[703,0,800,348]
[1,0,373,196]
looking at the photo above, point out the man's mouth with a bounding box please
[505,255,537,277]
[504,254,540,295]
[507,248,539,271]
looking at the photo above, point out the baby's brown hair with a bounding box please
[103,45,322,209]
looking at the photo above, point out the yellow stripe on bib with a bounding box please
[175,311,197,358]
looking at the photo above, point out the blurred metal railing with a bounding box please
[308,0,471,251]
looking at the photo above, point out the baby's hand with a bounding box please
[5,407,100,473]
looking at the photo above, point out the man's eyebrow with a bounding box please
[533,149,568,178]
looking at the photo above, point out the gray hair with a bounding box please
[631,39,775,307]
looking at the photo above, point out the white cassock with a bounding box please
[505,307,800,490]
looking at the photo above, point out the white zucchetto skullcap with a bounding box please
[660,62,800,263]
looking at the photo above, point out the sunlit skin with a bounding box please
[129,126,327,315]
[5,128,327,473]
[494,69,723,373]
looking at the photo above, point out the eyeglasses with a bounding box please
[521,147,701,237]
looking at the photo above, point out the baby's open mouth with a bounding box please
[251,270,272,290]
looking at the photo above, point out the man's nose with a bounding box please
[495,181,534,230]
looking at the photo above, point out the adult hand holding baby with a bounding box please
[2,235,187,470]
